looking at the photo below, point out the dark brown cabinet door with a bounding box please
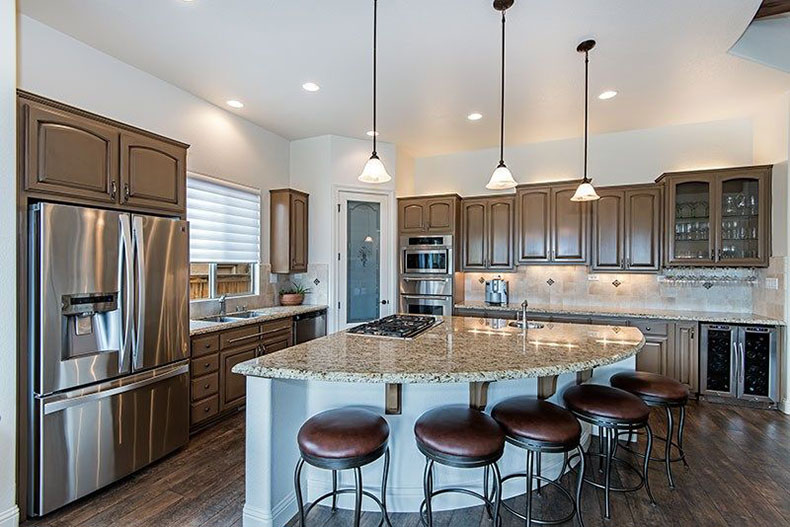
[219,343,258,411]
[665,175,715,266]
[22,100,119,203]
[120,131,186,213]
[462,199,488,269]
[625,187,661,271]
[426,198,454,232]
[517,187,551,263]
[552,186,588,263]
[399,200,426,233]
[290,192,309,272]
[592,190,625,270]
[715,169,769,267]
[488,197,515,270]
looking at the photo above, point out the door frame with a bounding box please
[332,185,396,332]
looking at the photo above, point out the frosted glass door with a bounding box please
[346,201,382,324]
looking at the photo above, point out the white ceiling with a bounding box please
[18,0,790,157]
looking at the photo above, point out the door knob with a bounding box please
[381,300,389,305]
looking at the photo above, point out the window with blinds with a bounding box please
[186,173,261,300]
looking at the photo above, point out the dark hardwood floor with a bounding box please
[23,401,790,527]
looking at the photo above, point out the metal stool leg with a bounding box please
[597,426,604,473]
[294,458,306,526]
[603,427,614,519]
[644,424,656,505]
[491,462,502,527]
[423,459,434,527]
[665,406,676,488]
[575,445,586,527]
[525,450,534,526]
[381,449,392,527]
[353,467,363,527]
[678,405,689,467]
[331,470,338,512]
[536,453,542,496]
[483,466,493,519]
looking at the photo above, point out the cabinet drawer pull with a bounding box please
[204,343,212,348]
[203,362,211,369]
[204,383,210,390]
[204,406,211,413]
[123,183,130,202]
[110,181,117,200]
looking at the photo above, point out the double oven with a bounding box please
[399,235,455,316]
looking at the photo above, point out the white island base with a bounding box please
[242,357,634,527]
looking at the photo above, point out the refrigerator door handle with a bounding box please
[132,216,146,370]
[119,214,134,374]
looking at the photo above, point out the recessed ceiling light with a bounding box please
[598,90,618,100]
[302,82,321,92]
[366,130,380,137]
[226,100,244,108]
[467,112,483,121]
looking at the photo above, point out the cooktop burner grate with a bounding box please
[347,314,439,339]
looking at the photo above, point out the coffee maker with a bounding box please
[485,276,509,305]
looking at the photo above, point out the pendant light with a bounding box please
[571,39,601,202]
[486,0,517,191]
[359,0,391,184]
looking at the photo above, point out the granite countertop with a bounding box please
[233,315,644,383]
[454,301,785,326]
[189,305,328,336]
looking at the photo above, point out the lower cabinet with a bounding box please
[190,317,294,432]
[669,322,699,393]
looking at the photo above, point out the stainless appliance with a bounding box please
[700,324,779,405]
[401,235,452,275]
[400,235,455,316]
[485,277,509,305]
[29,203,190,516]
[347,314,439,339]
[293,309,328,344]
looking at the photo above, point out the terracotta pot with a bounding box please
[280,293,305,306]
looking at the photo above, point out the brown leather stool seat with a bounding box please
[415,405,505,464]
[563,384,650,424]
[492,396,581,447]
[610,371,689,404]
[298,408,389,464]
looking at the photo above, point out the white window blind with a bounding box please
[187,172,261,263]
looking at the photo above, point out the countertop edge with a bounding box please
[190,304,328,336]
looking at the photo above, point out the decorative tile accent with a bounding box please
[313,278,321,286]
[703,282,713,289]
[612,280,622,288]
[546,278,555,287]
[479,277,486,284]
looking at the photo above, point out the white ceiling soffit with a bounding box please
[19,0,790,157]
[730,14,790,74]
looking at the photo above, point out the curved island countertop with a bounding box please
[233,315,645,383]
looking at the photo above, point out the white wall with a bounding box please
[0,2,19,525]
[414,118,755,196]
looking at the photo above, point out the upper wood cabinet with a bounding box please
[120,131,186,213]
[18,91,188,215]
[592,185,661,272]
[270,188,309,274]
[659,165,771,267]
[398,195,461,234]
[461,196,515,271]
[517,183,588,264]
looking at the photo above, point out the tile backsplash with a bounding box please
[276,263,329,307]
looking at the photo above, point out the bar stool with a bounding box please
[491,397,586,527]
[610,371,690,488]
[414,405,505,527]
[563,384,656,520]
[294,408,392,527]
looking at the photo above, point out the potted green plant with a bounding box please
[279,282,312,306]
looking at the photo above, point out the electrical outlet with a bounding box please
[269,273,279,284]
[766,278,779,290]
[587,274,600,281]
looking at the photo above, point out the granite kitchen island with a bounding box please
[233,316,644,527]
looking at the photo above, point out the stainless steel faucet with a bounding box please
[521,299,529,323]
[218,294,228,315]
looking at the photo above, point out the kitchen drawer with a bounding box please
[590,317,629,327]
[192,334,219,357]
[262,317,292,335]
[191,372,219,401]
[632,320,669,336]
[220,324,262,349]
[191,395,219,425]
[191,354,219,376]
[552,315,592,324]
[262,328,293,353]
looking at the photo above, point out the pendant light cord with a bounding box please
[372,0,378,156]
[583,49,589,182]
[499,10,506,166]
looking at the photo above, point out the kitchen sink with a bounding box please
[200,315,243,323]
[508,321,545,330]
[226,311,263,319]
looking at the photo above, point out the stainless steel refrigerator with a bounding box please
[28,202,190,516]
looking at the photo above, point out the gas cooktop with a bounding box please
[347,314,440,339]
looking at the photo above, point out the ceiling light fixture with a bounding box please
[486,0,517,191]
[226,100,244,108]
[359,0,391,184]
[467,112,483,121]
[367,130,380,137]
[598,90,618,100]
[302,82,321,92]
[571,40,601,202]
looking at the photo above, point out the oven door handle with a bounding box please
[402,277,449,282]
[401,294,452,300]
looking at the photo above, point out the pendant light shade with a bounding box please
[359,0,391,184]
[486,0,517,191]
[571,39,601,202]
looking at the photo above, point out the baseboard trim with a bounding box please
[780,398,789,415]
[242,493,296,527]
[0,505,19,527]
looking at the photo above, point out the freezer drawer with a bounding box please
[30,362,189,516]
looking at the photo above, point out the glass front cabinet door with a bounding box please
[662,165,771,267]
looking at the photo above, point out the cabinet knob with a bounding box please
[204,343,211,348]
[204,406,210,413]
[204,362,210,369]
[204,383,210,389]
